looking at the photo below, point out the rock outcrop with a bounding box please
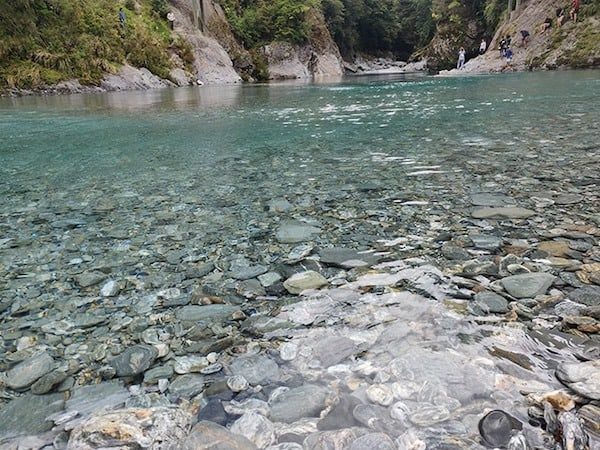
[262,10,343,80]
[170,0,242,84]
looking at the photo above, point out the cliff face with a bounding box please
[262,9,343,80]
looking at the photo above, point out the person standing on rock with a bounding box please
[570,0,580,22]
[118,8,126,30]
[556,7,566,26]
[167,12,175,30]
[479,39,487,55]
[499,37,507,57]
[457,47,466,69]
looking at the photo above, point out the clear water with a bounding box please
[1,71,600,447]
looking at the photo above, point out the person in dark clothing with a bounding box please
[520,30,530,47]
[499,38,507,57]
[540,17,552,33]
[119,8,126,29]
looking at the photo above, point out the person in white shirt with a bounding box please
[457,47,466,69]
[479,39,487,54]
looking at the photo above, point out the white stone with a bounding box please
[227,375,249,392]
[173,356,208,374]
[366,384,394,406]
[100,280,119,297]
[230,412,275,448]
[279,343,298,361]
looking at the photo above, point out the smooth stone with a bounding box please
[31,369,68,394]
[270,385,329,423]
[198,398,228,426]
[366,384,394,406]
[317,395,362,430]
[554,193,584,204]
[268,198,293,212]
[186,261,216,279]
[175,304,241,323]
[258,272,282,287]
[180,421,258,450]
[470,234,504,251]
[303,429,362,450]
[230,264,269,281]
[349,433,395,450]
[144,365,174,384]
[555,300,588,317]
[6,351,56,390]
[168,374,205,399]
[276,221,321,243]
[557,411,589,449]
[66,382,129,417]
[0,393,65,439]
[441,244,471,261]
[237,279,266,298]
[230,355,280,385]
[319,247,380,268]
[227,375,249,392]
[470,193,516,207]
[352,404,397,434]
[75,270,107,288]
[569,286,600,306]
[472,207,535,219]
[174,355,209,374]
[538,241,571,257]
[109,344,158,377]
[478,410,522,448]
[230,412,276,448]
[472,291,509,314]
[313,336,357,367]
[283,271,328,294]
[500,273,555,298]
[408,405,450,426]
[556,360,600,400]
[279,342,299,361]
[578,404,600,437]
[68,407,190,449]
[100,280,119,297]
[224,399,270,417]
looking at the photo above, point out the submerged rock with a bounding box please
[230,355,280,385]
[478,410,523,448]
[276,221,321,243]
[556,360,600,400]
[5,351,56,390]
[67,407,191,449]
[0,393,65,440]
[270,385,329,423]
[283,271,327,294]
[472,207,535,219]
[500,273,555,299]
[180,421,258,449]
[109,344,158,377]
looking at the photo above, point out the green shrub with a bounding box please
[0,0,174,89]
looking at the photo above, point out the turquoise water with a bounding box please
[1,71,600,447]
[2,71,599,237]
[2,71,599,189]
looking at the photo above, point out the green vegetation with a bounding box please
[219,0,319,48]
[0,0,179,89]
[322,0,435,59]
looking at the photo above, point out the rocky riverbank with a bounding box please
[1,139,600,449]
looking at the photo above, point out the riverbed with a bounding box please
[0,71,599,449]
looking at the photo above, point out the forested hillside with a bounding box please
[0,0,192,89]
[0,0,598,90]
